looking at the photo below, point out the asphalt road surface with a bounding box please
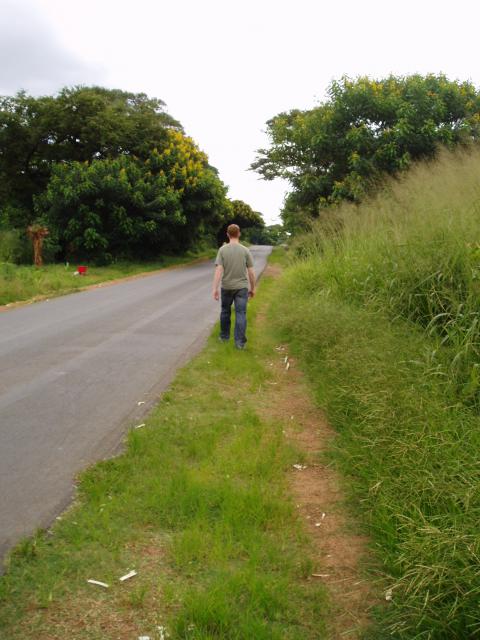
[0,245,272,561]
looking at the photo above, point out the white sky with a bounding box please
[1,0,480,224]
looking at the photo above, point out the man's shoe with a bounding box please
[218,337,229,343]
[235,343,246,350]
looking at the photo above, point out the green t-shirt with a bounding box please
[215,243,254,290]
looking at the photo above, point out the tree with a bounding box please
[148,130,230,251]
[35,130,230,261]
[0,86,181,224]
[252,74,480,231]
[244,224,287,245]
[217,199,264,245]
[27,224,49,266]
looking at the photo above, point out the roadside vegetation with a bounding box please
[273,147,480,638]
[0,257,335,640]
[0,87,266,267]
[253,73,480,233]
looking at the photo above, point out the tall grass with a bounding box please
[294,148,480,408]
[274,147,480,638]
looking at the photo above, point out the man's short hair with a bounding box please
[227,224,240,238]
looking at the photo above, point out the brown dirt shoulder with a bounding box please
[258,264,377,639]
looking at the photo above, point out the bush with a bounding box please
[0,229,32,264]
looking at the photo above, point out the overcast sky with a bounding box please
[1,0,479,224]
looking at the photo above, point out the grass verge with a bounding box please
[0,250,215,307]
[0,250,330,640]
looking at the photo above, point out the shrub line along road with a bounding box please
[0,246,272,561]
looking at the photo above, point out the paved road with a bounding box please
[0,245,272,561]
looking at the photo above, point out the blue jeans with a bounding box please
[220,288,248,347]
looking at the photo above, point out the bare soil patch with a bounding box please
[19,533,171,640]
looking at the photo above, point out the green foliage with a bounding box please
[0,230,32,264]
[252,74,480,231]
[217,199,264,245]
[34,130,229,261]
[36,155,181,262]
[299,147,480,407]
[230,199,264,228]
[243,224,288,245]
[0,86,180,220]
[0,86,237,262]
[273,147,480,637]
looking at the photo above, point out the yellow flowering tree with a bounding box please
[147,130,230,250]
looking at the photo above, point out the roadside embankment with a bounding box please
[274,148,480,638]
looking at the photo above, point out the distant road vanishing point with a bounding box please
[0,245,272,561]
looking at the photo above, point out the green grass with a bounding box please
[274,147,480,638]
[0,254,329,640]
[0,251,215,306]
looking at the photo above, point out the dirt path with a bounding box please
[258,265,376,638]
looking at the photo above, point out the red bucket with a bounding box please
[77,265,88,275]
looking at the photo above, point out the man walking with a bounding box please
[212,224,256,349]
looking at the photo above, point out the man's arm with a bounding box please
[247,266,256,297]
[212,264,223,300]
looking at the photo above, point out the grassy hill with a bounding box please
[274,147,480,638]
